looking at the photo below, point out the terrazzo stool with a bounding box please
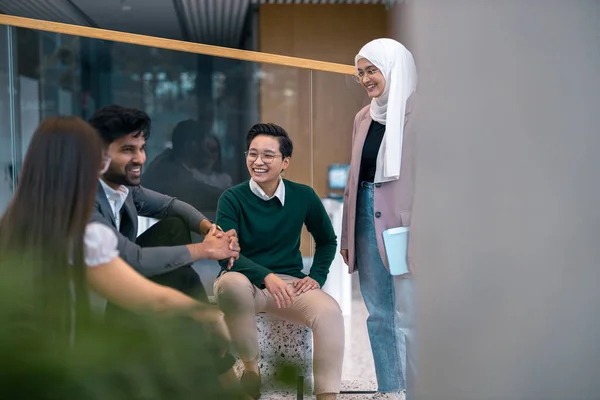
[233,313,314,398]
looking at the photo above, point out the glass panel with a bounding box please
[3,26,311,295]
[0,27,13,213]
[38,31,82,119]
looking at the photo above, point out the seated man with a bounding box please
[214,123,344,400]
[88,105,238,316]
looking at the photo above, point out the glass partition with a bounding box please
[0,26,316,205]
[0,21,367,294]
[0,27,13,212]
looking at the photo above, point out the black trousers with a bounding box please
[105,217,208,326]
[133,217,208,302]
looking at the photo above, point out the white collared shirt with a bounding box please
[249,176,285,206]
[99,179,130,230]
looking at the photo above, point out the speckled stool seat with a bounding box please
[233,313,314,396]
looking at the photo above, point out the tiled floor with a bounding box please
[260,277,378,399]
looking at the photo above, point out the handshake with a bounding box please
[187,224,240,268]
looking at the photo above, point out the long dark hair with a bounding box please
[0,116,103,344]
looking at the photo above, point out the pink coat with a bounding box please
[341,94,417,273]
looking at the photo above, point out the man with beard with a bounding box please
[88,105,238,320]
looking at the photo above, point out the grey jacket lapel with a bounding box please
[96,182,116,227]
[121,192,138,239]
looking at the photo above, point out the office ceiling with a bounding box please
[0,0,394,48]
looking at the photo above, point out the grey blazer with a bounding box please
[92,183,207,277]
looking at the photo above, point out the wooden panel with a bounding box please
[259,4,389,64]
[258,64,312,256]
[312,71,369,198]
[259,65,311,188]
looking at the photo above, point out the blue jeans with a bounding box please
[356,182,415,393]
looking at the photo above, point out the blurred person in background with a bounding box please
[0,116,248,399]
[143,119,232,222]
[202,134,233,190]
[340,38,418,400]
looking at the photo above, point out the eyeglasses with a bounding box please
[245,151,282,165]
[353,68,381,83]
[100,155,111,175]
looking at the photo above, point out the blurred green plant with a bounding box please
[0,258,229,399]
[0,308,232,399]
[0,261,300,399]
[272,361,303,390]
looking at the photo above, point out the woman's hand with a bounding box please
[293,276,320,295]
[264,273,295,309]
[340,249,349,265]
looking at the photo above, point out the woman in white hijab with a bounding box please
[340,38,418,400]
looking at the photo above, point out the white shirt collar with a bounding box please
[99,179,129,226]
[249,177,285,206]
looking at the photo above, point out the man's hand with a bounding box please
[202,225,240,264]
[199,219,214,236]
[201,220,239,268]
[264,274,295,309]
[293,276,320,295]
[340,249,349,265]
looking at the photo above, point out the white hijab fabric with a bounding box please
[355,38,418,183]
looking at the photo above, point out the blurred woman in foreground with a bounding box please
[0,116,244,399]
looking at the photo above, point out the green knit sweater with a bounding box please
[216,179,337,288]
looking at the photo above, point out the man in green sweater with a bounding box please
[214,123,344,400]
